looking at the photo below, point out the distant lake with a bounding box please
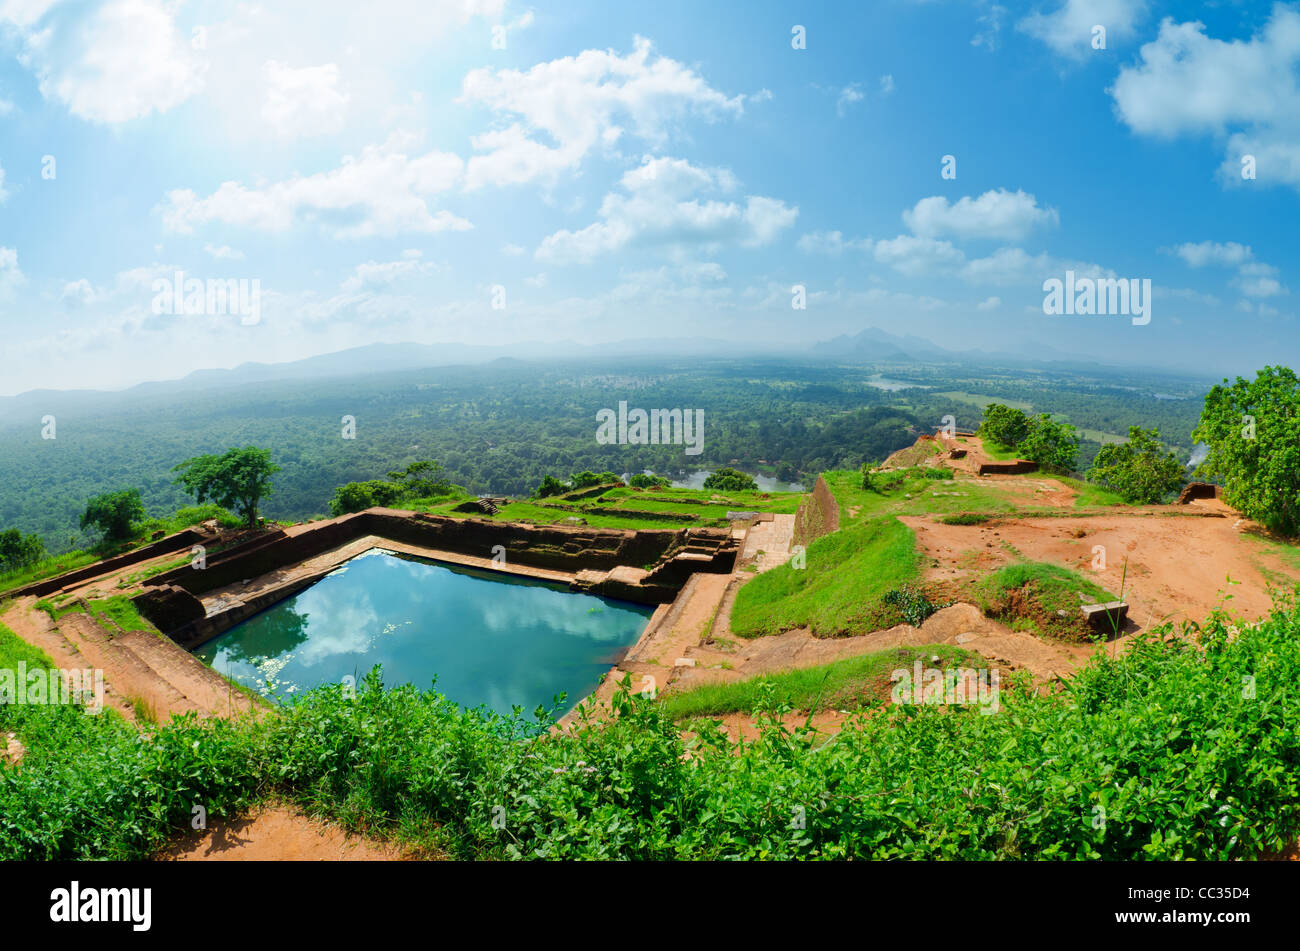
[866,375,929,391]
[670,470,805,493]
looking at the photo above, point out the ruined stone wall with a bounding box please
[4,528,207,599]
[792,475,841,549]
[977,460,1040,476]
[142,509,723,597]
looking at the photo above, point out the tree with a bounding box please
[1019,415,1079,474]
[0,528,44,572]
[979,403,1032,448]
[702,467,758,492]
[1193,366,1300,535]
[535,475,569,498]
[80,489,146,542]
[329,480,409,517]
[386,460,452,499]
[1087,427,1185,504]
[173,447,280,529]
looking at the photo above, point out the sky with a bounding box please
[0,0,1296,395]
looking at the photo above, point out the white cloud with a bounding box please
[903,189,1058,241]
[0,163,7,203]
[160,134,469,238]
[1168,240,1287,299]
[872,235,965,276]
[879,74,895,95]
[1018,0,1147,60]
[341,250,435,291]
[797,230,872,255]
[1111,8,1300,192]
[4,0,206,123]
[976,295,1001,311]
[262,61,349,138]
[0,246,26,300]
[460,36,745,189]
[836,83,864,116]
[972,3,1007,51]
[536,156,796,264]
[1171,240,1253,268]
[203,243,245,261]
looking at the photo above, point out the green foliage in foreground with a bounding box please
[730,516,920,637]
[658,645,980,720]
[4,600,1300,860]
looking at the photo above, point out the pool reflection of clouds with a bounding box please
[202,550,651,714]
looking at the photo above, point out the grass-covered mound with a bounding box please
[730,515,921,637]
[972,561,1119,639]
[4,602,1300,860]
[659,644,982,720]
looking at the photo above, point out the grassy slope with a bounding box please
[660,644,983,719]
[974,562,1119,639]
[730,514,920,637]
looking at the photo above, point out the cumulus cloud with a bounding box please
[535,156,796,264]
[1018,0,1147,60]
[836,83,864,116]
[460,36,745,189]
[1111,7,1300,192]
[159,134,469,238]
[2,0,206,123]
[902,189,1058,241]
[1167,240,1287,299]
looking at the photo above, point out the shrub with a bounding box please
[702,467,758,492]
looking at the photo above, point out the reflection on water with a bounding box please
[194,548,653,717]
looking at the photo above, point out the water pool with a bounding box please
[194,548,654,717]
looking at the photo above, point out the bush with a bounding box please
[328,480,409,517]
[883,584,950,625]
[702,467,758,492]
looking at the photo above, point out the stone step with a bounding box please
[58,613,198,720]
[115,630,258,717]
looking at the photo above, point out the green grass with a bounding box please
[85,595,158,635]
[731,515,921,637]
[0,551,99,594]
[979,438,1022,461]
[972,561,1119,639]
[34,598,85,622]
[659,644,983,719]
[822,468,1020,522]
[1054,475,1134,508]
[940,513,994,526]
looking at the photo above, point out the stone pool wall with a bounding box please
[133,507,740,646]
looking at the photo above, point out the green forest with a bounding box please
[0,356,1209,552]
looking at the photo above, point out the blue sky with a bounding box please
[0,0,1296,394]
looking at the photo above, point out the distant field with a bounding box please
[933,391,1034,412]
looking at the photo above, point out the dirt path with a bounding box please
[158,805,410,861]
[903,511,1298,631]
